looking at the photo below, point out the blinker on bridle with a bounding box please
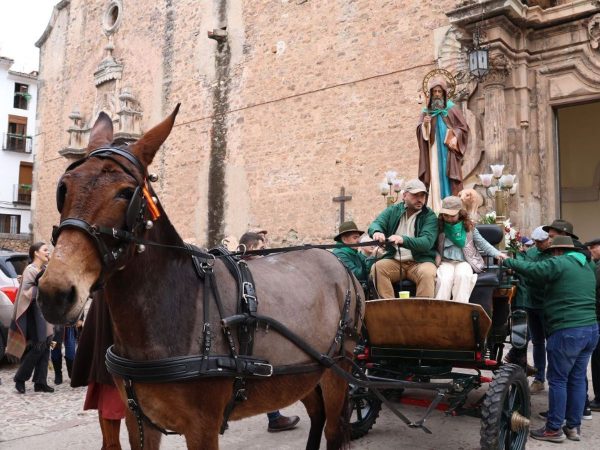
[52,146,160,277]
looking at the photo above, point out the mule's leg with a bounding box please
[301,386,326,450]
[320,366,351,450]
[99,414,122,450]
[124,409,162,450]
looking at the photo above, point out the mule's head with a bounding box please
[38,105,180,323]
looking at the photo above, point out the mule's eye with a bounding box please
[116,188,135,200]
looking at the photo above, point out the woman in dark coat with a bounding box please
[71,291,125,449]
[6,242,54,393]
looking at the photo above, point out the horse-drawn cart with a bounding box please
[349,297,531,450]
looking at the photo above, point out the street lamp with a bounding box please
[478,164,517,221]
[467,23,489,80]
[379,171,404,207]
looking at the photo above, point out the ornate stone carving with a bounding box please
[587,13,600,51]
[481,53,510,87]
[94,39,123,86]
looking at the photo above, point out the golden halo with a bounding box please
[422,68,457,99]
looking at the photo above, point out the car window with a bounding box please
[1,256,29,278]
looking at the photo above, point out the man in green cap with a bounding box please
[368,179,438,298]
[584,238,600,411]
[332,221,374,288]
[503,236,599,442]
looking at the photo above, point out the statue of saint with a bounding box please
[416,76,469,212]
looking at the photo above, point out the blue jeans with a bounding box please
[546,324,599,430]
[51,326,77,361]
[526,308,546,382]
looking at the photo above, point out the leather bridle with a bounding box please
[51,147,156,285]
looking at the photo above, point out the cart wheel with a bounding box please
[480,363,530,450]
[349,380,382,440]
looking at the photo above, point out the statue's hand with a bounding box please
[448,136,458,151]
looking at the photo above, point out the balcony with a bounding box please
[13,184,31,205]
[2,132,32,153]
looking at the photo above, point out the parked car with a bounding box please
[0,250,28,362]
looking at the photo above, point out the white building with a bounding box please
[0,56,37,237]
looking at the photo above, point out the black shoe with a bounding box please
[53,360,63,385]
[590,399,600,412]
[267,415,300,432]
[34,383,55,393]
[15,381,25,394]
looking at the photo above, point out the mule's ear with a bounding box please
[86,112,114,153]
[130,104,180,167]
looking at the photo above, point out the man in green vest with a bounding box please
[368,179,438,298]
[503,236,599,442]
[332,221,374,288]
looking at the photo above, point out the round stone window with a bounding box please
[103,1,122,35]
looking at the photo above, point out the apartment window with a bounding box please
[0,214,21,234]
[13,83,30,110]
[17,162,33,204]
[4,115,31,153]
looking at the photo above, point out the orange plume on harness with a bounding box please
[143,184,161,220]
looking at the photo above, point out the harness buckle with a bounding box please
[127,398,138,411]
[251,362,273,377]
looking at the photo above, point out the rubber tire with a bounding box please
[349,383,382,440]
[480,363,530,450]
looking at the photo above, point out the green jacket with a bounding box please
[367,203,438,263]
[503,252,597,335]
[331,244,373,284]
[516,246,551,309]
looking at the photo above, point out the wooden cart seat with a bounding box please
[365,298,492,351]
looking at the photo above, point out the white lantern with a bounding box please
[479,174,493,188]
[490,164,504,178]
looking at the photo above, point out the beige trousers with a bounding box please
[435,261,477,303]
[371,258,437,299]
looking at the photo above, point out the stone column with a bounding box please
[482,70,508,165]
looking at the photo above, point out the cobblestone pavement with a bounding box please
[1,359,599,449]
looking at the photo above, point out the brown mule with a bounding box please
[38,106,363,450]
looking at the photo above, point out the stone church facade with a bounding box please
[32,0,600,246]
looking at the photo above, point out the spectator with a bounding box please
[585,237,600,411]
[368,179,438,298]
[238,231,301,433]
[503,236,599,442]
[6,242,54,394]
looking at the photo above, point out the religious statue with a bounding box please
[416,70,470,212]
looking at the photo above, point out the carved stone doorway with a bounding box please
[556,100,600,242]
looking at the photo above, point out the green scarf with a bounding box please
[422,100,455,118]
[444,221,466,248]
[565,251,587,266]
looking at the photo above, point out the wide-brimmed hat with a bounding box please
[544,235,576,252]
[584,238,600,247]
[531,226,549,242]
[334,221,364,242]
[404,179,428,194]
[439,196,462,216]
[542,219,579,241]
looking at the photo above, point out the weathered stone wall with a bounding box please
[33,0,459,247]
[0,233,32,253]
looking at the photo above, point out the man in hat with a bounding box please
[332,221,374,287]
[417,77,470,212]
[585,237,600,411]
[369,179,438,299]
[505,226,552,391]
[503,236,599,442]
[543,219,591,259]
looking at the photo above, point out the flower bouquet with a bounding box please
[503,219,521,255]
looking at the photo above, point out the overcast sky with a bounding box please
[0,0,58,72]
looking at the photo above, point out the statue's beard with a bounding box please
[431,98,445,110]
